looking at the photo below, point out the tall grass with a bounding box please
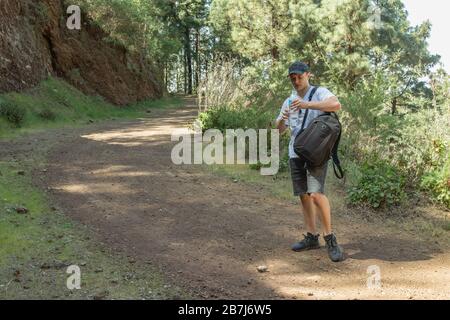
[198,56,252,112]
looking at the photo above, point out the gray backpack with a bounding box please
[293,87,344,179]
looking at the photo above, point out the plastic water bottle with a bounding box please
[288,90,299,128]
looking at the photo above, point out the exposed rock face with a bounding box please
[0,0,163,105]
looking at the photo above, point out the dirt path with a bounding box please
[35,97,450,299]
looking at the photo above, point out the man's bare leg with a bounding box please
[299,194,317,234]
[291,194,321,251]
[309,192,345,262]
[309,192,332,235]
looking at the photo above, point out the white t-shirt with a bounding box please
[276,86,336,159]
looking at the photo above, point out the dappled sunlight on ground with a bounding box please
[81,115,193,147]
[42,97,450,299]
[249,253,450,299]
[55,182,135,194]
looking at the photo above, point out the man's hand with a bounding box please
[291,96,341,112]
[290,98,310,111]
[281,108,290,121]
[276,109,290,134]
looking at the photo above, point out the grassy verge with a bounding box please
[0,160,185,299]
[0,77,183,139]
[0,78,187,299]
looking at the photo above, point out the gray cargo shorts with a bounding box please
[289,158,329,196]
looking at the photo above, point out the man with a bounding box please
[275,61,344,262]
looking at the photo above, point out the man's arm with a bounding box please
[292,96,341,113]
[275,108,290,134]
[276,118,288,134]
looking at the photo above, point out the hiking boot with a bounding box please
[324,233,345,262]
[291,233,320,252]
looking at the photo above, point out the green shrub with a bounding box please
[420,158,450,208]
[339,73,449,210]
[198,105,273,132]
[442,222,450,231]
[198,106,240,131]
[38,108,57,121]
[276,133,290,173]
[0,100,26,127]
[387,109,450,183]
[347,160,406,209]
[198,103,286,172]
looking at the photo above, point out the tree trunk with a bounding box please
[271,47,279,61]
[183,48,187,94]
[270,11,279,61]
[185,27,193,94]
[391,97,397,115]
[164,62,168,93]
[195,28,200,93]
[176,56,180,93]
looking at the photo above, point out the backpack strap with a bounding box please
[299,86,318,132]
[330,112,344,179]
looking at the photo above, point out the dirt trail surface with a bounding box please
[30,97,450,299]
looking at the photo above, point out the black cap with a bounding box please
[288,61,310,75]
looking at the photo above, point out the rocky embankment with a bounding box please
[0,0,162,105]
